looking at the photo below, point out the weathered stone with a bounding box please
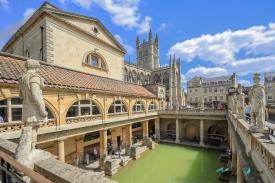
[105,160,118,176]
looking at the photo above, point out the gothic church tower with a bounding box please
[136,29,159,69]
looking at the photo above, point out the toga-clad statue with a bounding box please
[249,73,266,129]
[236,88,245,117]
[15,59,48,167]
[232,94,237,113]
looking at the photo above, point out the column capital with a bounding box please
[58,137,67,142]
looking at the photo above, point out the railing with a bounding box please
[66,115,102,124]
[158,109,228,115]
[0,120,57,133]
[107,112,128,119]
[0,151,52,183]
[132,111,146,116]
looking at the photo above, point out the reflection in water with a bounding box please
[109,143,225,183]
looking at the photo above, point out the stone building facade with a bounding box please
[264,72,275,105]
[123,30,185,107]
[187,73,238,108]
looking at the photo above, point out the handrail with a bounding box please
[0,151,52,183]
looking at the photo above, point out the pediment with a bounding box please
[46,10,126,53]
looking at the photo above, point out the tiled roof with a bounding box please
[0,54,156,97]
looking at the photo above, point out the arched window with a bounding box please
[163,73,169,90]
[25,49,30,58]
[148,102,156,110]
[144,76,148,84]
[108,100,127,114]
[124,68,129,81]
[66,100,100,117]
[83,53,107,70]
[154,74,160,84]
[0,98,54,123]
[132,101,144,112]
[132,71,137,83]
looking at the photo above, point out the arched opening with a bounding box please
[154,74,160,84]
[108,100,127,113]
[132,70,137,83]
[185,123,199,139]
[83,52,108,70]
[66,100,101,118]
[140,73,144,85]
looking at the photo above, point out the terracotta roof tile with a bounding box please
[0,55,156,98]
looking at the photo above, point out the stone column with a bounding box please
[231,137,237,174]
[143,121,148,138]
[126,124,132,146]
[200,119,204,146]
[237,154,245,183]
[175,118,180,143]
[155,118,160,140]
[76,138,84,165]
[99,129,107,170]
[58,137,66,163]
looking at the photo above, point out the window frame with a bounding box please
[66,100,101,118]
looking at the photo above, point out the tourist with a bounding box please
[245,102,251,124]
[186,104,191,110]
[172,133,176,141]
[179,104,183,110]
[85,152,89,165]
[0,115,3,123]
[74,156,79,167]
[219,104,224,110]
[118,146,122,159]
[94,147,98,160]
[193,134,197,143]
[153,133,157,141]
[107,143,112,155]
[227,148,232,159]
[111,150,115,159]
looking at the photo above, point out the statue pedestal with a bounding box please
[249,126,269,139]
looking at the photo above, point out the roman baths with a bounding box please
[0,2,274,183]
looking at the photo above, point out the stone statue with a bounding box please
[15,59,48,167]
[236,88,245,117]
[249,73,266,129]
[200,99,204,110]
[232,94,237,113]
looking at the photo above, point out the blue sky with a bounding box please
[0,0,275,90]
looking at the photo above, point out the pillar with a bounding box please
[143,121,148,138]
[58,137,66,163]
[126,124,132,146]
[175,118,180,143]
[76,139,84,164]
[155,118,160,140]
[231,137,237,174]
[200,119,204,146]
[99,129,107,170]
[237,154,245,183]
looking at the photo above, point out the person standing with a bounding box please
[118,146,122,159]
[74,156,79,167]
[85,152,89,165]
[107,143,112,155]
[245,102,251,124]
[94,147,98,160]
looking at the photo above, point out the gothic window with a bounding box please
[25,49,30,58]
[132,71,137,83]
[133,101,144,112]
[140,73,144,85]
[108,100,127,113]
[92,56,98,66]
[66,100,100,117]
[154,74,160,84]
[148,102,156,110]
[124,68,129,81]
[0,98,54,122]
[145,76,148,84]
[163,73,169,90]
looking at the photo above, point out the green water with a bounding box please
[109,143,225,183]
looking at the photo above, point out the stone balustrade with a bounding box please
[132,111,146,116]
[228,110,275,182]
[158,109,228,115]
[107,112,128,119]
[0,120,57,133]
[66,115,102,124]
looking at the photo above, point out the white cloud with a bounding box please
[0,0,9,11]
[22,8,36,24]
[59,0,151,34]
[186,67,228,78]
[168,23,275,65]
[157,23,166,32]
[114,34,134,54]
[238,80,253,87]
